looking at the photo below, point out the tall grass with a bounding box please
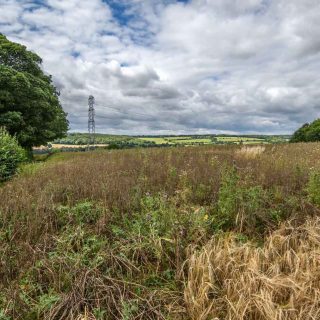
[0,143,320,319]
[185,218,320,319]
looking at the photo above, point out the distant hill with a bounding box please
[53,133,290,147]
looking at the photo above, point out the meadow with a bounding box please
[52,133,290,149]
[1,143,320,319]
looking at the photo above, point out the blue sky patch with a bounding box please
[103,0,133,26]
[71,51,80,58]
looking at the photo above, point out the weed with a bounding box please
[215,167,240,229]
[56,201,103,226]
[307,170,320,206]
[1,144,320,319]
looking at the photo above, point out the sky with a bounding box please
[1,0,320,135]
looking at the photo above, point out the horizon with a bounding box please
[63,132,292,137]
[1,0,320,135]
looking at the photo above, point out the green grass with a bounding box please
[217,136,263,141]
[138,137,213,145]
[216,136,264,143]
[167,138,212,144]
[138,137,170,144]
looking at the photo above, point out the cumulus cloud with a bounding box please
[1,0,320,134]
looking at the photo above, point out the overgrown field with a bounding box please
[1,143,320,319]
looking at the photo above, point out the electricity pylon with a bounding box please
[88,95,95,150]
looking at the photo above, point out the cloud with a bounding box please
[1,0,320,134]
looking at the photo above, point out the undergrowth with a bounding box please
[1,143,320,319]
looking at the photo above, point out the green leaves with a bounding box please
[307,170,320,207]
[291,119,320,143]
[216,167,240,229]
[0,34,68,148]
[0,128,26,181]
[0,33,42,77]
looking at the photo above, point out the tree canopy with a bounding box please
[290,119,320,143]
[0,34,68,148]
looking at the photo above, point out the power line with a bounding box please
[95,104,154,119]
[77,107,154,120]
[77,98,158,137]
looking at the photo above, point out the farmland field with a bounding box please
[137,137,213,145]
[215,136,264,142]
[1,142,320,319]
[137,137,169,144]
[51,133,290,150]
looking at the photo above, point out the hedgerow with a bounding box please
[0,128,25,181]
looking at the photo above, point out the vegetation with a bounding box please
[54,133,140,146]
[51,133,290,151]
[138,135,289,145]
[0,34,68,149]
[1,143,320,319]
[52,133,157,151]
[0,128,25,181]
[290,118,320,142]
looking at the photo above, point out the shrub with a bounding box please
[216,167,240,229]
[307,170,320,207]
[0,128,25,181]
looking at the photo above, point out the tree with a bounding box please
[290,123,309,142]
[0,128,26,181]
[290,119,320,143]
[0,34,68,149]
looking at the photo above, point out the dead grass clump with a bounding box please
[184,217,320,320]
[236,145,266,159]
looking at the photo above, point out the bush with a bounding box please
[216,167,240,229]
[0,128,26,181]
[307,170,320,207]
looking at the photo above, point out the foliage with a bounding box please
[1,143,320,319]
[307,170,320,206]
[216,167,240,228]
[0,33,68,148]
[0,128,25,181]
[51,133,290,150]
[291,119,320,142]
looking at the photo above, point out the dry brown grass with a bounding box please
[236,145,266,159]
[185,218,320,320]
[1,143,320,319]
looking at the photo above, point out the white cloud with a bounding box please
[1,0,320,134]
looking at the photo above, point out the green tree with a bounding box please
[290,123,309,142]
[0,34,68,149]
[291,119,320,143]
[0,128,26,181]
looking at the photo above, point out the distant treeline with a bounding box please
[53,133,290,147]
[136,134,291,139]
